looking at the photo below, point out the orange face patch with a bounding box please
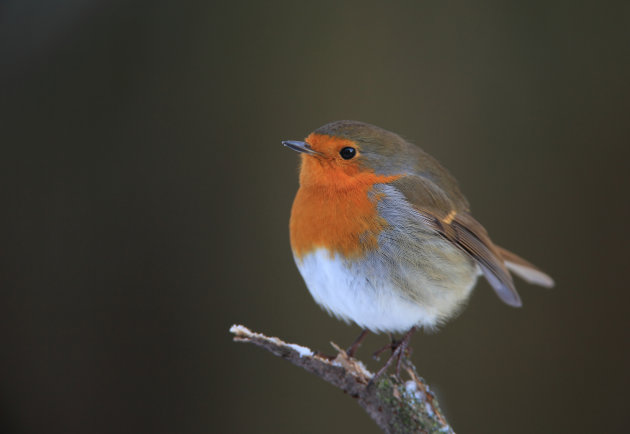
[298,133,365,188]
[290,133,401,260]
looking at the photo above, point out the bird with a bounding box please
[284,120,553,376]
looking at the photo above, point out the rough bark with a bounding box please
[230,324,454,434]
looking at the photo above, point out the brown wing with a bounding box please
[391,176,523,307]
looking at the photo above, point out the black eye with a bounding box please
[339,147,356,160]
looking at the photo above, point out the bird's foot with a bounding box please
[369,327,417,385]
[372,334,396,361]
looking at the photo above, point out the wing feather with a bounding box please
[390,175,550,307]
[416,209,522,307]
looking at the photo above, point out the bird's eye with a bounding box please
[339,147,356,160]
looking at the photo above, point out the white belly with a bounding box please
[295,248,474,333]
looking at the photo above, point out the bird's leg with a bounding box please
[346,329,369,358]
[371,327,417,383]
[395,333,413,376]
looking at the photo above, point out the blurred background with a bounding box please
[1,1,629,433]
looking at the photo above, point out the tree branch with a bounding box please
[230,324,454,434]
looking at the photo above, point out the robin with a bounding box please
[284,120,553,377]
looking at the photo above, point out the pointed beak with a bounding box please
[282,140,321,156]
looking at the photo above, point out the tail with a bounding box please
[496,246,555,288]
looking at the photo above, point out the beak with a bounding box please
[282,140,321,156]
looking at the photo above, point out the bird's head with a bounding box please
[283,120,416,188]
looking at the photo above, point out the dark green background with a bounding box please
[1,1,629,433]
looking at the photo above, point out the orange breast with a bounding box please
[290,165,400,260]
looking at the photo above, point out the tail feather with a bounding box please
[496,246,555,288]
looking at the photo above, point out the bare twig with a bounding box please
[230,324,454,434]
